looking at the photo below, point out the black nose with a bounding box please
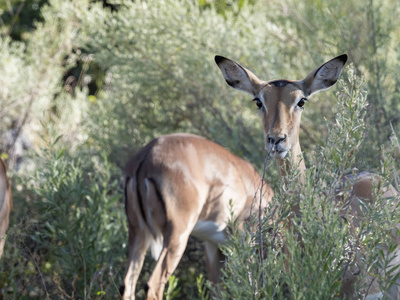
[268,134,287,145]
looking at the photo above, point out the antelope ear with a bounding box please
[301,54,348,96]
[215,56,262,96]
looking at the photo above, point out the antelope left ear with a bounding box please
[301,54,348,97]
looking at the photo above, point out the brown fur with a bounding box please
[0,158,12,258]
[122,133,273,299]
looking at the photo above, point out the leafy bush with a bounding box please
[1,132,127,298]
[0,0,91,176]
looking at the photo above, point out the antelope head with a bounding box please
[215,55,348,160]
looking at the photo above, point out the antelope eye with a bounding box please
[253,98,263,109]
[297,98,307,108]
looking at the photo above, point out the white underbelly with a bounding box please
[191,220,227,244]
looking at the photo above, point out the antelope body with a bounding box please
[122,133,273,299]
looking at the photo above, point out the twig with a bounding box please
[258,154,271,288]
[77,54,94,87]
[7,0,26,37]
[7,93,35,168]
[22,241,50,299]
[108,266,124,299]
[363,275,376,300]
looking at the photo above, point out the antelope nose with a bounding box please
[268,134,287,145]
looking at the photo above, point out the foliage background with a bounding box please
[0,0,399,298]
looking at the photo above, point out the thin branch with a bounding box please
[7,0,26,37]
[257,154,273,288]
[22,241,50,299]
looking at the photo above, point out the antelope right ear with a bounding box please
[301,54,348,97]
[215,56,262,96]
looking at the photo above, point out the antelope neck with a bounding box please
[275,142,306,185]
[274,141,305,218]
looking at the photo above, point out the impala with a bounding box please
[216,54,400,299]
[122,133,273,299]
[0,157,12,258]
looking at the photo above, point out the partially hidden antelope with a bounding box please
[122,133,273,299]
[216,54,400,299]
[0,157,12,258]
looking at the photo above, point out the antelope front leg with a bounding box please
[204,241,225,284]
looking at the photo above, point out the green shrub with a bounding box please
[0,0,88,148]
[1,133,127,299]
